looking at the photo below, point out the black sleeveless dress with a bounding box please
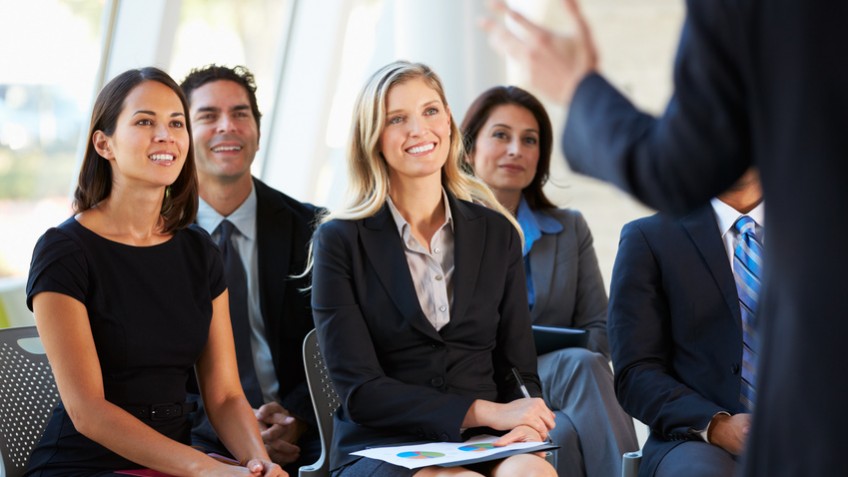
[24,218,225,476]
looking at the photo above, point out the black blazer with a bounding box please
[609,206,745,477]
[562,2,848,475]
[253,178,321,422]
[310,194,541,470]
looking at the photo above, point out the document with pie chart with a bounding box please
[350,434,558,469]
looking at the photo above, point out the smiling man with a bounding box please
[180,65,322,474]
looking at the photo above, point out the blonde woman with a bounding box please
[309,61,557,477]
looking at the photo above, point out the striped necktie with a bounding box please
[733,215,763,412]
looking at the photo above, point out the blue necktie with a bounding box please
[216,220,263,407]
[733,215,763,412]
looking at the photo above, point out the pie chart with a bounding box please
[397,451,445,459]
[459,443,495,452]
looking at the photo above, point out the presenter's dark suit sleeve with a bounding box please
[310,220,475,441]
[609,221,724,439]
[563,1,751,214]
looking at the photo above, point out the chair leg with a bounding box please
[621,450,642,477]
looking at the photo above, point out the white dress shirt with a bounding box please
[386,191,455,331]
[197,187,279,404]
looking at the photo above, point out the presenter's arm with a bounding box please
[485,0,751,214]
[32,291,284,476]
[197,292,286,475]
[609,222,724,438]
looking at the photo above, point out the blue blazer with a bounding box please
[310,194,541,470]
[609,206,745,477]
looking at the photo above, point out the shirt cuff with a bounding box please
[699,411,731,443]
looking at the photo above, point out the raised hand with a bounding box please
[480,0,599,105]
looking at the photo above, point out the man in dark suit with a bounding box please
[483,1,848,474]
[180,65,320,473]
[609,171,762,476]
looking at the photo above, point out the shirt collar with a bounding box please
[710,197,765,238]
[386,188,454,238]
[197,185,258,240]
[516,196,563,256]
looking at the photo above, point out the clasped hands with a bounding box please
[254,402,307,466]
[199,457,285,477]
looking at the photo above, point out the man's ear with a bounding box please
[92,131,113,159]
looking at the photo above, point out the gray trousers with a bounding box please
[655,441,737,477]
[538,347,639,477]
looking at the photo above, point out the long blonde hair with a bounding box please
[325,60,519,226]
[302,61,522,277]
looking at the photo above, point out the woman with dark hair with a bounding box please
[461,86,638,477]
[24,67,285,477]
[309,61,557,477]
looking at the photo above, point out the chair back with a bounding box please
[299,329,340,477]
[0,326,58,477]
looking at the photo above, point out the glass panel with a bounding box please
[169,0,291,162]
[0,0,105,279]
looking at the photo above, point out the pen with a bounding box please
[511,367,531,398]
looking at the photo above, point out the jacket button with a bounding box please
[430,377,445,387]
[731,363,740,375]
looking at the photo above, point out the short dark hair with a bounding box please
[460,85,556,210]
[179,64,262,132]
[74,67,198,233]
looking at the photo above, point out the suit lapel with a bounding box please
[254,179,293,345]
[528,234,556,321]
[360,205,442,341]
[681,206,742,326]
[450,195,486,324]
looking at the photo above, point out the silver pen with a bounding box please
[511,367,531,398]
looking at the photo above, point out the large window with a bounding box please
[169,0,291,133]
[0,0,105,279]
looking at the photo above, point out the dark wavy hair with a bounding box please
[74,67,197,233]
[179,64,262,134]
[460,85,555,210]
